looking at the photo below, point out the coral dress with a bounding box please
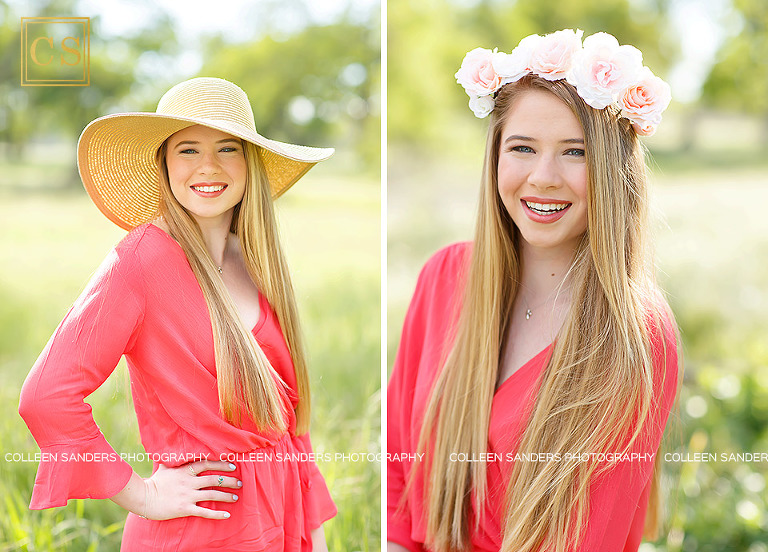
[387,243,679,552]
[19,223,336,551]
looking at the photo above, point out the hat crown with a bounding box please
[156,77,257,132]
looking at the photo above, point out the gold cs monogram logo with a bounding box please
[21,17,90,86]
[30,36,83,66]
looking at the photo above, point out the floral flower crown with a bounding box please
[455,29,671,136]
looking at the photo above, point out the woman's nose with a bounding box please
[527,155,562,189]
[197,152,222,175]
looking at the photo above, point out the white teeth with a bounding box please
[193,185,226,192]
[525,201,569,213]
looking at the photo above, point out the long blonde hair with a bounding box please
[417,75,675,551]
[155,140,311,435]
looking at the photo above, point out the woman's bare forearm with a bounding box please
[311,525,329,552]
[110,470,147,516]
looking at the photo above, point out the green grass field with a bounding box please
[0,167,380,551]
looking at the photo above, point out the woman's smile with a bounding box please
[520,196,572,222]
[190,182,229,198]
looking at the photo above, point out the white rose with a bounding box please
[469,95,495,118]
[493,34,540,85]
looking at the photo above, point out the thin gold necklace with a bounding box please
[521,287,568,321]
[216,233,229,274]
[523,298,550,320]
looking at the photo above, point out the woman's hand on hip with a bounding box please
[111,460,241,520]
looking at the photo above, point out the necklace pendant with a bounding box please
[525,309,532,320]
[217,266,223,274]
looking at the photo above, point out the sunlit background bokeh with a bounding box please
[0,0,380,550]
[387,0,768,550]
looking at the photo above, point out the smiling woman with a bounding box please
[164,127,247,229]
[18,77,337,551]
[497,89,588,253]
[388,29,680,552]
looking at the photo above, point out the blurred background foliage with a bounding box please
[388,0,768,551]
[1,0,380,550]
[0,0,380,173]
[701,0,768,115]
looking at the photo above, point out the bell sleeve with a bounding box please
[18,243,145,509]
[292,432,337,530]
[387,244,467,552]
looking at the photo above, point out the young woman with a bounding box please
[19,77,336,551]
[387,30,679,552]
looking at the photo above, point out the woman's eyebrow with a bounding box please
[504,134,535,143]
[172,139,241,147]
[503,135,584,144]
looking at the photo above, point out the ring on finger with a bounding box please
[217,475,224,486]
[188,466,196,476]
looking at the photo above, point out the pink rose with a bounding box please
[455,47,502,97]
[619,66,672,136]
[529,29,583,81]
[567,32,643,109]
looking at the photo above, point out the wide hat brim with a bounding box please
[78,112,334,230]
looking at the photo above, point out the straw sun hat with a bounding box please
[77,77,334,230]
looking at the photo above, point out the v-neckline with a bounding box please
[494,343,553,396]
[146,223,266,334]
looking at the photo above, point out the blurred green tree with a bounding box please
[200,19,381,171]
[701,0,768,143]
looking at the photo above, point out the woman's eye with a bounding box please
[220,147,238,153]
[180,148,197,154]
[511,145,534,154]
[565,148,585,157]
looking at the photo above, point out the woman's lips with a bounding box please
[520,198,571,223]
[190,183,228,198]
